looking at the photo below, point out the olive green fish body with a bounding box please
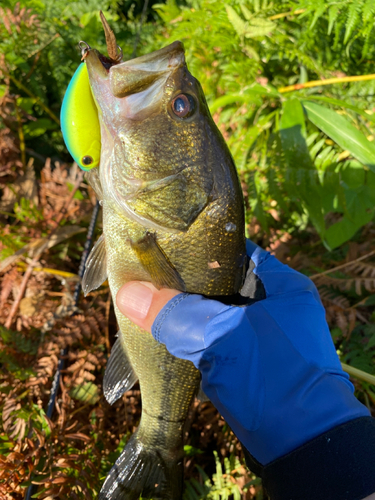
[79,41,246,499]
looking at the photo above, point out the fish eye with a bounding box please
[171,94,195,118]
[82,155,94,166]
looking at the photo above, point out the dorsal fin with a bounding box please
[82,233,107,296]
[104,336,138,404]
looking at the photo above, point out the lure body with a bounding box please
[60,62,101,170]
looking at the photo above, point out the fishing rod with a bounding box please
[25,200,100,500]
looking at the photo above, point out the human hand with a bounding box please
[116,241,371,488]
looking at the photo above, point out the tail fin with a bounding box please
[99,434,183,500]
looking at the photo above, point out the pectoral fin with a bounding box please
[104,336,138,405]
[131,232,186,291]
[82,233,107,296]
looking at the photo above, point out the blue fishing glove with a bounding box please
[151,240,370,466]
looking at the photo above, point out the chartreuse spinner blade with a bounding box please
[60,44,101,171]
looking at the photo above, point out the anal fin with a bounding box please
[131,232,186,291]
[104,336,138,405]
[82,233,108,296]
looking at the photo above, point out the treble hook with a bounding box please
[79,41,91,61]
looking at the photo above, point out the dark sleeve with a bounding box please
[243,417,375,500]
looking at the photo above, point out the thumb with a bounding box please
[116,281,181,334]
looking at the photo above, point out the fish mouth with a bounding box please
[84,40,185,80]
[85,40,186,116]
[83,11,185,85]
[97,52,116,71]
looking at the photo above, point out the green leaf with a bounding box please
[310,137,326,160]
[184,445,204,456]
[280,99,325,234]
[244,18,275,38]
[246,82,280,97]
[226,5,246,36]
[344,2,360,44]
[209,93,260,114]
[310,4,327,29]
[232,125,261,170]
[70,382,100,405]
[303,101,375,172]
[304,96,375,123]
[240,4,252,20]
[328,5,340,35]
[281,98,307,137]
[324,181,375,249]
[363,0,375,23]
[23,118,58,138]
[0,84,8,98]
[364,295,375,306]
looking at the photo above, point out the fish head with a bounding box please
[85,41,243,235]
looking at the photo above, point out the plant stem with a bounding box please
[341,363,375,386]
[309,249,375,279]
[278,74,375,93]
[16,262,80,280]
[15,101,26,167]
[4,170,83,329]
[269,8,305,21]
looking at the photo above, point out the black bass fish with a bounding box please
[61,16,246,500]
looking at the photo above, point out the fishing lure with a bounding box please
[60,59,101,170]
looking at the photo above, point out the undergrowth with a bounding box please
[0,0,375,499]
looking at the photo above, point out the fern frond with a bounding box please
[361,22,374,59]
[362,0,375,24]
[310,2,327,30]
[344,2,361,44]
[328,5,340,35]
[317,286,351,309]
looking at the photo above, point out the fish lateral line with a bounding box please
[142,408,186,424]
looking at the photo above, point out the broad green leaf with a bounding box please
[303,101,375,172]
[324,213,372,250]
[280,98,307,138]
[324,183,375,249]
[280,99,325,234]
[304,96,375,123]
[210,93,261,114]
[246,82,280,97]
